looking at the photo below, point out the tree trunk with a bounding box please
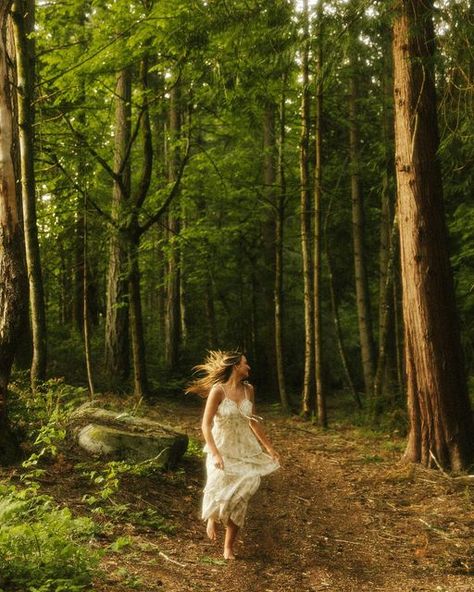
[0,0,27,462]
[83,193,94,398]
[313,1,327,426]
[11,0,46,387]
[373,35,399,417]
[393,0,474,471]
[275,76,288,411]
[128,230,148,398]
[348,46,376,397]
[325,190,361,408]
[105,67,131,386]
[300,0,314,417]
[165,83,181,373]
[262,101,279,398]
[128,55,153,399]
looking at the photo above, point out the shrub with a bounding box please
[0,484,101,592]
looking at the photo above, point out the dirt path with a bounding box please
[93,403,472,592]
[16,400,472,592]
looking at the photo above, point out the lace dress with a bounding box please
[202,384,280,528]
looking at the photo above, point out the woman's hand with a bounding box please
[212,452,224,470]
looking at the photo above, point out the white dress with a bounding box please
[202,383,280,528]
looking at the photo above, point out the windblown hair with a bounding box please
[185,350,243,397]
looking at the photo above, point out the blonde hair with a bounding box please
[185,350,243,397]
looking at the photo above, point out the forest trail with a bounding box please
[24,399,473,592]
[90,401,473,592]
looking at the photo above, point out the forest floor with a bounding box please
[6,396,474,592]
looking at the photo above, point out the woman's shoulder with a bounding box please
[243,381,255,396]
[209,382,225,398]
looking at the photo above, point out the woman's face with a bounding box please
[235,355,250,380]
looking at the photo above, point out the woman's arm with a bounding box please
[247,384,280,463]
[201,385,225,469]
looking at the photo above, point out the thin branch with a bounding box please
[47,151,118,229]
[138,136,191,236]
[62,114,125,194]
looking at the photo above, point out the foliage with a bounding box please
[0,484,101,592]
[8,378,88,482]
[78,458,175,533]
[11,0,474,421]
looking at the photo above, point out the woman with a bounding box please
[186,350,280,560]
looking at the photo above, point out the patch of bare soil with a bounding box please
[10,399,474,592]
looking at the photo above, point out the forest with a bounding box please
[0,0,473,590]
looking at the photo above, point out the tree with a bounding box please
[0,0,27,461]
[313,0,327,426]
[300,0,314,416]
[105,66,132,387]
[393,0,474,471]
[348,17,376,398]
[12,0,47,387]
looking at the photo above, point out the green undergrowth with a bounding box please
[0,483,102,592]
[3,379,180,590]
[77,458,175,534]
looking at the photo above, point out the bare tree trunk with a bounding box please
[83,190,94,398]
[12,0,47,387]
[325,191,361,408]
[393,0,474,471]
[128,232,148,398]
[128,54,153,398]
[165,83,181,372]
[275,81,288,411]
[0,0,27,462]
[300,0,314,417]
[262,101,279,398]
[105,67,131,386]
[313,1,327,426]
[348,47,376,397]
[373,36,399,417]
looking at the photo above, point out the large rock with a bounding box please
[68,403,188,468]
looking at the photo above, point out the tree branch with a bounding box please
[138,136,191,236]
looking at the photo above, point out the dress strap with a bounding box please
[220,383,228,399]
[243,382,248,400]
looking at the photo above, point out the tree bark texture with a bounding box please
[393,0,474,470]
[128,55,153,398]
[12,0,47,387]
[262,101,279,398]
[165,83,181,372]
[313,1,327,426]
[105,67,131,385]
[348,50,376,397]
[275,78,288,411]
[300,0,314,416]
[373,36,399,415]
[0,0,28,462]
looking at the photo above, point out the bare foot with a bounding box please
[206,519,217,541]
[223,548,236,560]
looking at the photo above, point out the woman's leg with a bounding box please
[224,519,239,559]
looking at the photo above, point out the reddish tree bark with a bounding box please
[393,0,474,470]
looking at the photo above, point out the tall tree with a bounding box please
[165,81,182,373]
[105,67,132,386]
[348,27,376,397]
[313,0,326,426]
[12,0,47,387]
[275,74,289,411]
[128,54,152,398]
[393,0,474,470]
[0,0,27,461]
[300,0,314,416]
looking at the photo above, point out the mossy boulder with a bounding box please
[68,403,188,468]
